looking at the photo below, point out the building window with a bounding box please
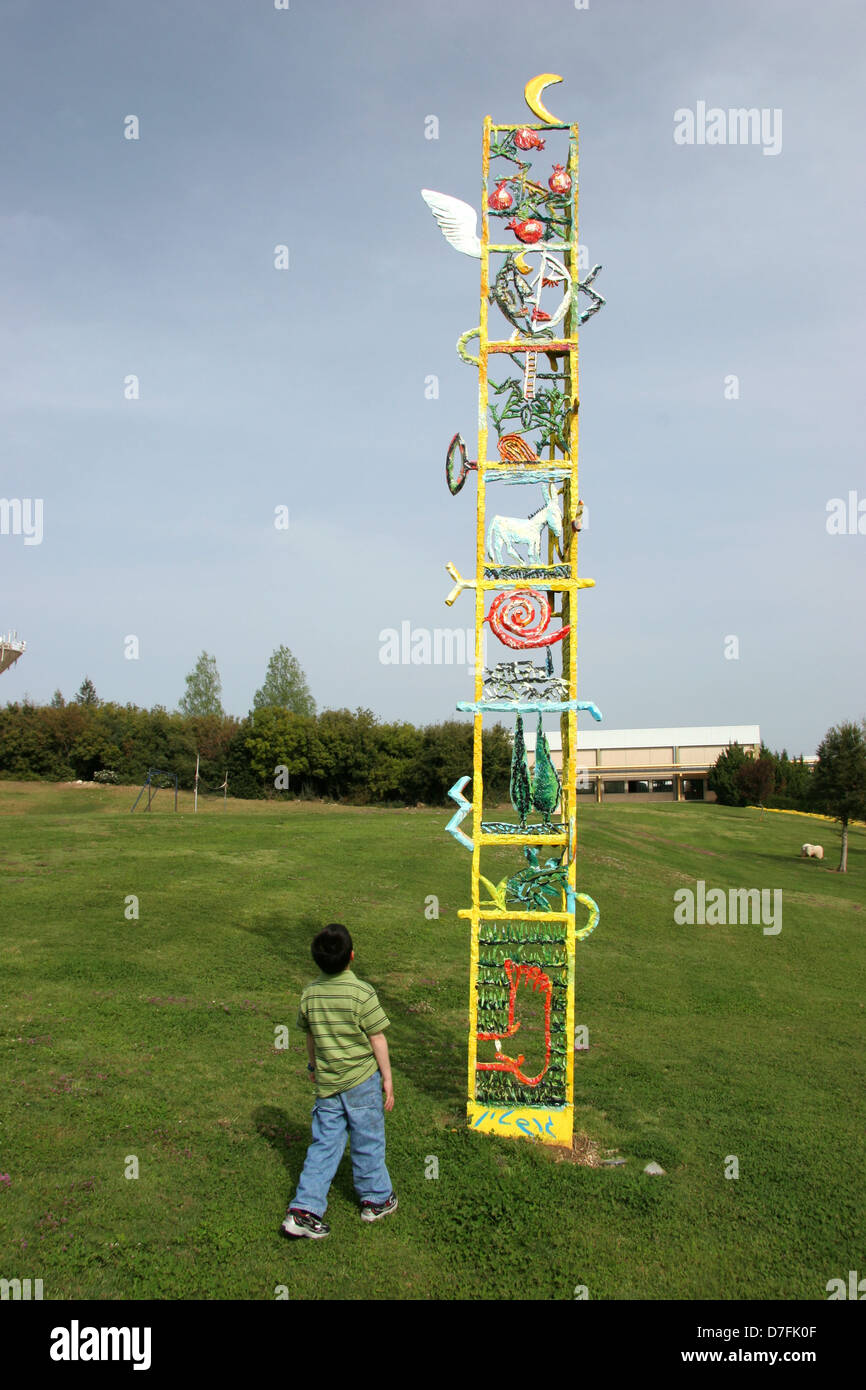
[603,780,626,795]
[627,779,649,794]
[683,779,705,801]
[651,778,674,793]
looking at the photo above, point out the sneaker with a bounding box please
[281,1207,330,1239]
[360,1192,398,1223]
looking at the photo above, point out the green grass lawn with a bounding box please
[1,781,863,1300]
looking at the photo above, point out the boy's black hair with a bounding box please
[311,923,353,976]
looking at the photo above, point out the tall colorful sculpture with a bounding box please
[422,75,604,1146]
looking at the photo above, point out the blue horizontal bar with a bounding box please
[456,700,603,719]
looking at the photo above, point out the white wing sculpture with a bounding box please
[420,189,481,259]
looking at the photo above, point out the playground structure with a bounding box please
[130,768,178,813]
[129,757,228,814]
[423,75,604,1147]
[194,754,228,812]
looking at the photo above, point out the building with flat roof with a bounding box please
[524,724,761,802]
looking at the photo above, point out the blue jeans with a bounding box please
[291,1071,392,1217]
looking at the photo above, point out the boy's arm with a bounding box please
[369,1033,394,1111]
[297,996,316,1081]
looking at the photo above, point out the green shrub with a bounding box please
[0,698,512,806]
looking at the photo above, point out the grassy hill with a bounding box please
[1,781,862,1299]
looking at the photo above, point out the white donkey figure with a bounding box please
[487,485,564,566]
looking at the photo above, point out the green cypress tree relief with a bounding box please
[510,714,532,828]
[531,714,561,824]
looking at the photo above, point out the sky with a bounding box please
[1,0,864,757]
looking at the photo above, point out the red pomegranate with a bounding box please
[514,126,545,151]
[487,180,513,210]
[548,164,572,194]
[507,217,544,244]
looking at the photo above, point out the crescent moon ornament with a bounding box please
[524,73,565,126]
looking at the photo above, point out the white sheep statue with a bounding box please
[801,843,824,860]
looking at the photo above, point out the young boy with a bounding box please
[282,923,396,1239]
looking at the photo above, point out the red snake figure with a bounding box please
[477,960,553,1086]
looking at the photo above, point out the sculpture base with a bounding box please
[467,1100,573,1147]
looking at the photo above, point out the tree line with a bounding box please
[708,742,814,810]
[3,643,863,865]
[0,647,515,804]
[709,724,866,872]
[0,695,511,806]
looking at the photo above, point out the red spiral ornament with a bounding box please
[486,589,570,650]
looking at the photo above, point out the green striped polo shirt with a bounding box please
[296,969,390,1098]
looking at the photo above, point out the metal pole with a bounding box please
[194,754,199,814]
[147,776,152,812]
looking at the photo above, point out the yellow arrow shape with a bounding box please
[445,562,476,607]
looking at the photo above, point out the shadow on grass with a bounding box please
[389,1012,467,1108]
[244,912,466,1108]
[253,1103,311,1210]
[252,1102,398,1213]
[241,912,326,965]
[245,901,470,1131]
